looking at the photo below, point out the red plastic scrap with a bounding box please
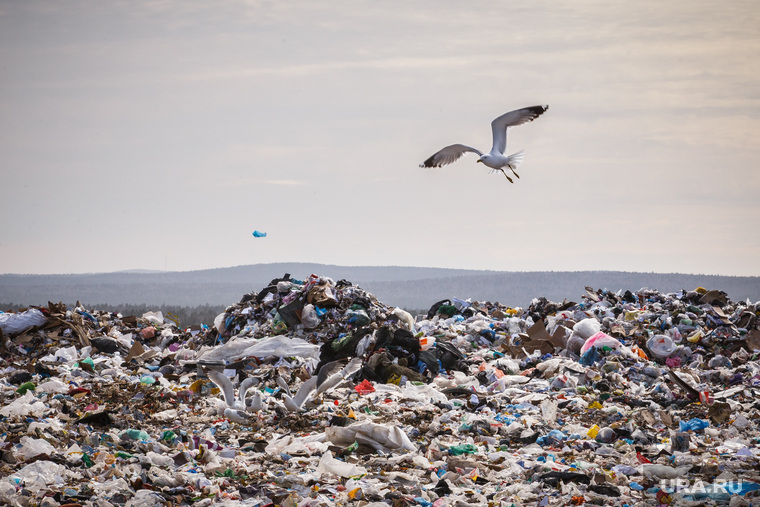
[67,387,91,396]
[354,379,375,395]
[656,489,673,504]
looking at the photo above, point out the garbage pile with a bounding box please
[1,274,760,507]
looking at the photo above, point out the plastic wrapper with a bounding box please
[0,308,47,335]
[316,451,367,478]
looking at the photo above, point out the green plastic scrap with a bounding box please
[161,430,177,443]
[331,333,353,351]
[215,468,239,479]
[16,381,36,394]
[448,444,478,456]
[120,429,150,441]
[75,357,96,369]
[438,305,457,317]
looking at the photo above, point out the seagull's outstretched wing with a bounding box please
[340,356,363,379]
[284,376,318,412]
[275,374,292,398]
[316,357,364,396]
[490,105,548,154]
[420,144,483,168]
[316,359,348,388]
[206,369,235,408]
[239,376,258,406]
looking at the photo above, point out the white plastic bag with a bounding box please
[300,304,320,329]
[316,451,367,478]
[0,391,47,418]
[573,318,601,340]
[16,436,56,461]
[647,334,676,358]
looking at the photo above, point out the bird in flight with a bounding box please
[205,369,262,423]
[420,105,548,182]
[283,357,363,412]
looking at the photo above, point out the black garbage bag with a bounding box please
[278,294,305,328]
[432,340,467,371]
[539,471,591,486]
[426,299,452,319]
[392,328,420,354]
[318,327,373,368]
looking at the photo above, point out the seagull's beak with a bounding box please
[476,159,482,164]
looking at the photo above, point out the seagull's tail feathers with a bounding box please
[505,150,525,171]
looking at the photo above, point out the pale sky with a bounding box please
[2,1,759,276]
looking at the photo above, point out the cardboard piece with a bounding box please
[125,341,159,364]
[746,329,760,352]
[700,290,727,306]
[505,320,565,358]
[125,340,145,363]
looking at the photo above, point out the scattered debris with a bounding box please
[1,278,759,506]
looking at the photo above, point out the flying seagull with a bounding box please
[205,369,262,422]
[315,357,363,397]
[283,357,364,412]
[420,105,548,182]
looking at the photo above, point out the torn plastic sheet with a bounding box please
[196,334,321,362]
[325,421,417,453]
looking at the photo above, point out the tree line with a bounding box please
[1,302,226,328]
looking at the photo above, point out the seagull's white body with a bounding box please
[420,105,548,182]
[248,391,263,413]
[315,357,363,397]
[283,376,318,412]
[206,370,261,421]
[283,357,364,412]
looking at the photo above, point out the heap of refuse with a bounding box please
[1,274,760,506]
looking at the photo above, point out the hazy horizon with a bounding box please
[4,261,760,279]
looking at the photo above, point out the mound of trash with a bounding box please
[1,273,759,506]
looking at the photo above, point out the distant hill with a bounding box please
[1,263,758,311]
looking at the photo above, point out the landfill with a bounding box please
[1,273,760,506]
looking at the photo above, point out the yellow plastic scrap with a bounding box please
[189,379,205,394]
[695,287,708,294]
[587,424,600,439]
[687,330,704,343]
[588,401,603,410]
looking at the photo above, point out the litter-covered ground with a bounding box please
[1,274,760,506]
